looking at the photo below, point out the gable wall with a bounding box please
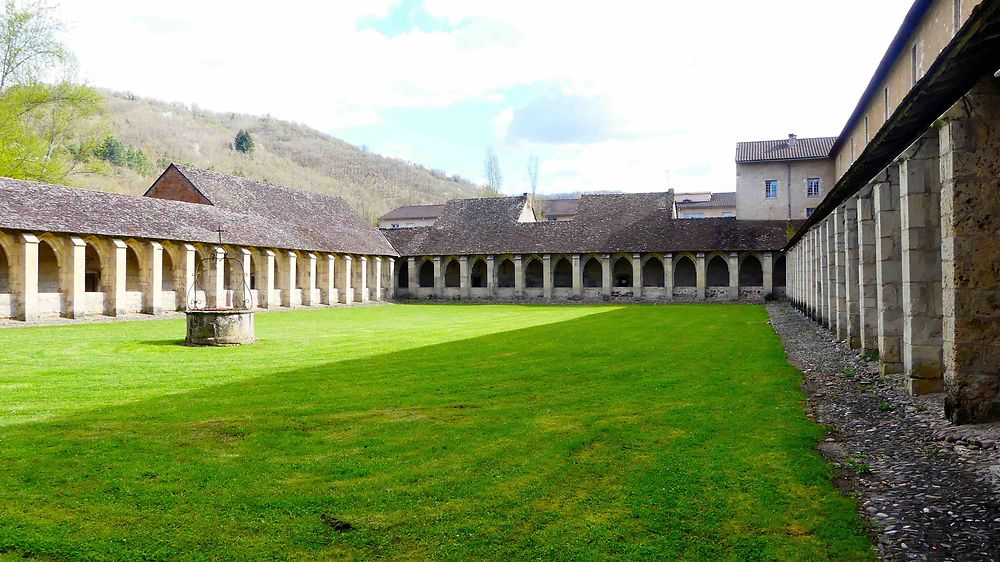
[146,167,211,205]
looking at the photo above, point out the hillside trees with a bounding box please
[483,146,502,197]
[0,0,104,183]
[234,129,254,154]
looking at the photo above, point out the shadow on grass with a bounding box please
[0,305,872,561]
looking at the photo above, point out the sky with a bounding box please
[56,0,914,195]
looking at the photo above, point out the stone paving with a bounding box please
[768,302,1000,561]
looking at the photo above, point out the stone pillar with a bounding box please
[459,256,470,299]
[856,188,879,352]
[324,254,338,305]
[571,254,582,298]
[386,258,395,300]
[600,254,611,297]
[695,252,706,301]
[843,199,861,348]
[762,252,773,298]
[302,253,317,305]
[631,254,642,299]
[406,257,416,297]
[833,206,848,340]
[514,255,524,298]
[374,257,384,302]
[874,165,903,375]
[432,256,442,298]
[542,254,552,300]
[664,253,673,301]
[728,252,739,301]
[359,256,369,303]
[17,233,39,321]
[179,244,197,310]
[938,78,1000,423]
[486,256,496,297]
[824,219,834,328]
[283,251,297,308]
[106,239,128,317]
[342,255,354,305]
[258,250,276,309]
[144,241,164,315]
[899,133,943,394]
[65,237,86,319]
[809,230,818,319]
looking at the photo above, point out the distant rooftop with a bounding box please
[675,192,736,209]
[380,204,446,221]
[542,198,581,217]
[735,134,836,163]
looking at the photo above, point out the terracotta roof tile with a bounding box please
[735,136,836,163]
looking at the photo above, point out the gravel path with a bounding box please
[767,302,1000,561]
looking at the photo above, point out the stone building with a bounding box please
[0,164,398,321]
[735,135,836,220]
[378,204,444,229]
[674,192,736,218]
[781,0,1000,423]
[383,192,793,302]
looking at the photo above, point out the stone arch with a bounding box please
[82,242,105,293]
[582,257,602,288]
[773,255,786,287]
[706,255,729,287]
[123,243,144,292]
[642,256,665,287]
[470,258,487,288]
[524,257,543,288]
[444,258,461,288]
[418,259,434,288]
[612,256,632,287]
[0,240,10,293]
[739,254,763,287]
[674,255,696,287]
[161,248,176,292]
[37,237,63,294]
[397,259,409,289]
[496,258,515,288]
[553,257,572,288]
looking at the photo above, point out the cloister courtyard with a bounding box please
[0,304,873,560]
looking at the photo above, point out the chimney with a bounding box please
[787,133,797,147]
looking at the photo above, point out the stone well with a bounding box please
[185,309,256,346]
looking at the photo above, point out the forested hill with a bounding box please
[71,91,483,223]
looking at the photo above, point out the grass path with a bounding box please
[0,304,873,560]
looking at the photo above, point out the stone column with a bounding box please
[809,230,818,319]
[728,252,739,301]
[258,250,276,309]
[432,256,442,298]
[571,254,582,298]
[843,199,861,348]
[899,133,943,394]
[325,254,338,305]
[106,239,128,317]
[65,237,86,319]
[938,78,1000,423]
[542,254,552,300]
[179,244,197,310]
[762,252,773,298]
[374,257,384,302]
[600,254,611,296]
[824,220,834,328]
[283,251,297,307]
[856,188,878,352]
[144,241,164,315]
[664,253,673,301]
[386,258,395,300]
[340,255,353,304]
[459,256,470,299]
[302,253,316,305]
[359,256,369,303]
[406,257,416,297]
[513,255,524,298]
[486,255,496,297]
[631,254,642,299]
[17,233,39,321]
[695,252,706,301]
[833,206,848,340]
[874,165,903,375]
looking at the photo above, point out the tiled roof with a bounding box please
[541,198,580,217]
[675,192,735,209]
[0,173,397,256]
[735,136,836,163]
[382,191,796,255]
[380,204,445,221]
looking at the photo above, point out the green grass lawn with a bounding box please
[0,304,872,560]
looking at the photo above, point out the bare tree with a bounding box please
[526,155,540,216]
[0,1,70,91]
[483,146,502,197]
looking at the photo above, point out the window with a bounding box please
[806,208,815,217]
[764,180,778,199]
[721,211,735,218]
[683,212,705,219]
[807,178,821,198]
